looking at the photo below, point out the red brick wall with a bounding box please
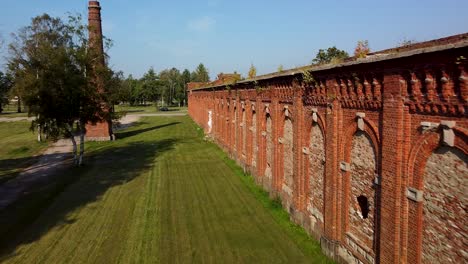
[187,40,468,264]
[86,1,113,140]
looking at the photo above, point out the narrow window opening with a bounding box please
[357,195,370,219]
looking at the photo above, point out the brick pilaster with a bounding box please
[293,82,305,211]
[324,79,340,241]
[380,73,405,264]
[271,95,281,195]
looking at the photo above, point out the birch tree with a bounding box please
[8,14,112,165]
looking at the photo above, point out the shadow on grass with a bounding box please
[119,109,145,113]
[116,122,180,139]
[0,137,177,260]
[0,156,44,185]
[0,112,27,116]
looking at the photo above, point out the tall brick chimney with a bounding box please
[86,1,114,141]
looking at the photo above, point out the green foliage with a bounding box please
[354,40,370,58]
[191,63,210,82]
[159,67,184,106]
[7,13,117,164]
[277,64,284,72]
[8,14,109,135]
[140,67,162,103]
[248,64,257,79]
[0,71,13,113]
[302,70,316,85]
[312,46,349,64]
[115,65,205,108]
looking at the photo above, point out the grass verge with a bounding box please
[0,121,49,184]
[221,154,330,262]
[1,116,332,263]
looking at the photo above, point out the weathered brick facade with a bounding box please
[188,34,468,264]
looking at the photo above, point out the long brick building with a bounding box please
[187,34,467,264]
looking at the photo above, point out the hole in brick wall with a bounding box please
[357,195,369,219]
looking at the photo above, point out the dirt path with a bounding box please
[0,117,34,122]
[0,139,73,210]
[115,112,187,129]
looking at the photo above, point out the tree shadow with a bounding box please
[115,122,180,139]
[0,155,44,185]
[0,137,177,260]
[0,152,74,208]
[120,109,144,113]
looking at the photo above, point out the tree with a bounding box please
[312,46,349,64]
[180,69,191,106]
[105,70,124,111]
[354,40,370,58]
[248,64,257,79]
[8,14,112,165]
[159,67,182,106]
[277,65,284,72]
[141,67,161,104]
[191,63,210,82]
[0,71,12,113]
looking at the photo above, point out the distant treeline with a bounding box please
[114,63,210,107]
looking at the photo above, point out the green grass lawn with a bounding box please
[0,104,29,118]
[0,116,332,263]
[0,111,29,118]
[115,104,187,114]
[0,121,49,184]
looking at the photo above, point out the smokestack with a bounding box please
[86,0,114,141]
[88,1,105,66]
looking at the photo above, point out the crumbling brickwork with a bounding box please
[242,109,247,158]
[348,132,376,253]
[282,117,294,208]
[264,115,273,190]
[252,112,257,167]
[422,147,467,263]
[187,34,468,264]
[309,124,325,231]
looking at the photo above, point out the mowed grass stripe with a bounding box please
[1,116,332,263]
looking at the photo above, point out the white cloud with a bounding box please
[187,16,216,32]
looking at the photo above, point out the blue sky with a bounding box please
[1,0,467,79]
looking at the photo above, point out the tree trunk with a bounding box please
[17,97,22,113]
[78,121,85,166]
[70,135,78,165]
[66,124,78,165]
[37,125,42,142]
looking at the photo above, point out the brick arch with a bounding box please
[241,105,247,157]
[277,105,294,186]
[251,105,258,168]
[281,115,294,205]
[407,127,468,188]
[342,117,380,166]
[341,118,380,259]
[262,104,274,190]
[304,110,326,143]
[304,112,326,234]
[406,127,468,264]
